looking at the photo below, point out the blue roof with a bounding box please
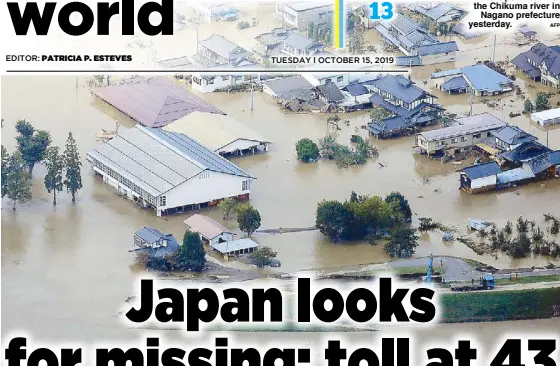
[441,76,469,91]
[462,64,514,93]
[416,41,458,56]
[344,83,369,96]
[462,162,502,180]
[497,167,535,185]
[500,141,552,163]
[145,127,253,178]
[370,75,428,104]
[134,227,181,258]
[367,116,409,134]
[491,125,537,145]
[525,150,560,175]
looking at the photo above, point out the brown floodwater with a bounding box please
[2,5,560,343]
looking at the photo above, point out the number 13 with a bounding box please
[369,1,394,20]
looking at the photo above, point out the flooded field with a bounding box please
[2,3,560,343]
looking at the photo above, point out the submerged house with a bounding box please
[190,34,258,93]
[276,1,334,30]
[491,125,538,151]
[497,141,553,167]
[262,75,314,97]
[459,162,502,193]
[367,75,443,139]
[374,14,458,66]
[511,43,560,88]
[531,108,560,127]
[184,214,234,247]
[253,28,327,64]
[431,64,515,96]
[185,3,239,22]
[132,227,181,258]
[406,3,466,24]
[416,113,506,155]
[315,83,345,105]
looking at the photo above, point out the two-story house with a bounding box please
[276,1,333,30]
[512,43,560,88]
[374,14,458,66]
[491,125,538,152]
[190,34,258,93]
[253,28,327,64]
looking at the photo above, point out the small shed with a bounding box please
[132,227,181,258]
[184,214,234,246]
[459,162,502,193]
[211,238,259,256]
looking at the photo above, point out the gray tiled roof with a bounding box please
[87,125,252,197]
[370,75,427,104]
[416,41,458,56]
[316,83,345,102]
[283,32,323,51]
[525,151,560,175]
[491,125,537,145]
[199,34,247,59]
[264,76,313,95]
[514,43,560,78]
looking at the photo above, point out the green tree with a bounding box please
[369,107,392,122]
[1,145,8,198]
[296,138,320,162]
[236,204,262,237]
[179,231,206,272]
[315,200,353,241]
[384,227,419,258]
[63,132,83,202]
[43,146,64,205]
[506,232,532,258]
[535,92,549,111]
[351,196,393,236]
[307,22,316,40]
[326,115,340,132]
[250,246,278,267]
[218,197,237,220]
[524,99,533,113]
[385,192,412,223]
[5,151,32,210]
[348,22,365,54]
[15,119,51,176]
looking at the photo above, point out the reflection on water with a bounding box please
[2,13,560,341]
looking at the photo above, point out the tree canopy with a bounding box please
[296,138,320,163]
[1,145,8,198]
[63,132,83,202]
[5,151,32,210]
[15,119,51,175]
[384,227,419,258]
[236,204,262,237]
[179,231,206,272]
[385,192,412,223]
[250,246,278,267]
[43,146,64,205]
[218,198,237,220]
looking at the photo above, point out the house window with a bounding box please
[473,133,481,139]
[199,172,209,179]
[207,78,214,85]
[325,78,332,83]
[242,180,251,191]
[337,76,343,82]
[159,196,167,207]
[319,12,326,19]
[435,142,440,147]
[451,138,458,143]
[461,136,466,142]
[487,132,492,137]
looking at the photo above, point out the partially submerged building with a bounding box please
[531,108,560,127]
[511,43,560,88]
[132,227,181,258]
[212,238,259,256]
[315,83,345,105]
[86,125,254,216]
[367,75,443,139]
[491,125,538,151]
[163,112,271,156]
[431,64,515,96]
[91,77,225,128]
[190,34,258,93]
[406,3,466,24]
[263,76,313,97]
[184,214,234,247]
[253,28,327,64]
[276,1,333,30]
[374,14,458,66]
[303,72,351,88]
[459,162,502,193]
[416,113,507,155]
[185,2,239,22]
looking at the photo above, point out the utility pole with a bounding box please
[492,34,497,63]
[547,127,549,148]
[250,76,255,111]
[469,87,473,116]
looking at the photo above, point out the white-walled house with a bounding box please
[184,214,234,247]
[276,1,333,30]
[86,125,255,217]
[303,72,350,88]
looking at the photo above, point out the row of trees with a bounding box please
[307,21,333,46]
[315,191,417,258]
[1,120,83,210]
[295,134,378,168]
